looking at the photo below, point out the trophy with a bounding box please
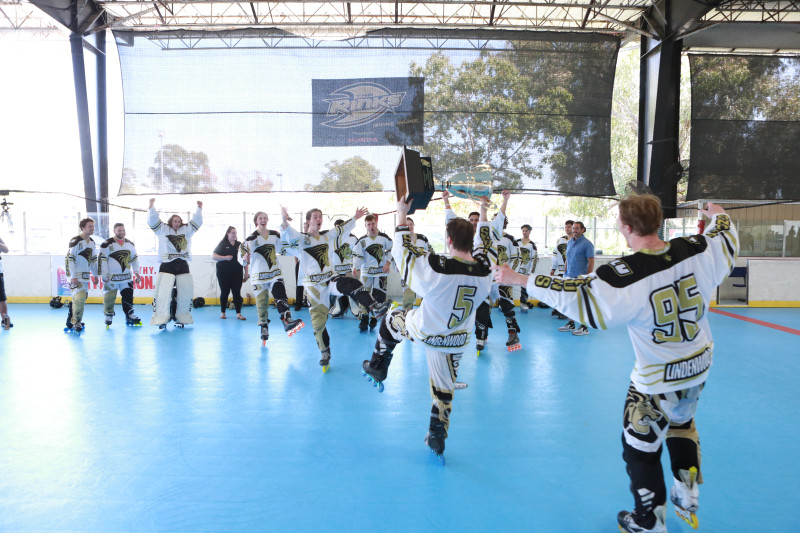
[435,164,494,205]
[394,146,435,214]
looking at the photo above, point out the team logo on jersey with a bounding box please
[109,250,133,271]
[519,248,531,264]
[322,82,406,129]
[366,243,385,264]
[497,245,509,265]
[335,243,352,263]
[78,247,93,263]
[255,244,277,269]
[305,243,330,271]
[166,234,187,252]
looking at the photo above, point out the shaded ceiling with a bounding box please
[3,0,799,51]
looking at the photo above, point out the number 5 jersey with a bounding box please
[394,223,493,352]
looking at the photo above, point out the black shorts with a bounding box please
[0,273,6,302]
[159,259,190,276]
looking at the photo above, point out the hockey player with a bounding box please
[492,196,738,533]
[549,219,573,320]
[400,216,430,311]
[98,223,143,328]
[443,190,491,353]
[516,224,538,313]
[328,219,358,319]
[241,211,304,345]
[362,197,493,463]
[0,235,12,330]
[353,214,393,332]
[64,218,98,333]
[148,198,202,329]
[280,205,391,371]
[491,193,522,350]
[471,190,520,352]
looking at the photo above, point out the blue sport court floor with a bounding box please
[1,303,798,532]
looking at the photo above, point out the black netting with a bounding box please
[688,55,800,201]
[114,30,618,196]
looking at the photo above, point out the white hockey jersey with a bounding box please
[242,229,285,283]
[395,224,493,352]
[98,237,140,284]
[517,240,539,275]
[281,218,357,286]
[354,232,393,277]
[552,235,569,274]
[148,206,203,264]
[331,232,358,277]
[526,213,739,395]
[65,235,97,280]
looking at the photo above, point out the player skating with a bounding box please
[148,198,202,329]
[362,197,493,463]
[241,211,304,345]
[352,214,393,332]
[493,197,738,533]
[516,224,538,313]
[328,219,358,319]
[64,218,98,334]
[280,205,391,372]
[98,223,143,328]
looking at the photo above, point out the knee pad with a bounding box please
[150,272,176,325]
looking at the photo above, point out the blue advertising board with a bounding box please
[312,77,424,147]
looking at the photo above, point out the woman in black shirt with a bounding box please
[212,226,249,320]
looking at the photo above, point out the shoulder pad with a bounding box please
[270,230,281,237]
[378,232,391,240]
[320,229,329,236]
[417,233,429,242]
[100,237,114,248]
[246,231,259,241]
[69,236,83,248]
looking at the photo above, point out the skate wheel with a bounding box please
[106,325,110,330]
[262,340,267,347]
[376,382,384,393]
[675,508,699,529]
[322,364,329,373]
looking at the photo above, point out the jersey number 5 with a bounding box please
[649,274,704,343]
[448,285,477,329]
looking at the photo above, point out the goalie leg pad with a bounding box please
[150,272,176,325]
[175,273,194,324]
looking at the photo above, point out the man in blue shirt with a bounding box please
[558,220,595,335]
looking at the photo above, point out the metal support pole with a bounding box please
[70,32,99,216]
[97,30,109,235]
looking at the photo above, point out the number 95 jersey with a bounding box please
[393,225,493,352]
[526,213,739,394]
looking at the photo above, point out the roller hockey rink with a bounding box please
[0,304,798,532]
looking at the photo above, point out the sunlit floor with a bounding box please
[0,303,798,532]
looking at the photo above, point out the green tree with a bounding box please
[148,144,216,193]
[311,156,383,192]
[411,40,617,196]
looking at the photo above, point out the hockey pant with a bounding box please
[475,298,493,342]
[622,382,704,517]
[356,276,387,319]
[67,277,89,327]
[306,276,374,353]
[103,281,134,318]
[371,309,459,438]
[151,273,194,325]
[253,279,291,325]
